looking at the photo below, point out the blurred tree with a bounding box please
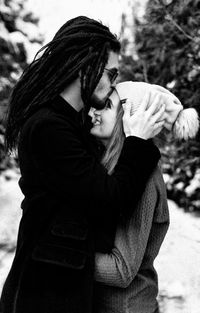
[119,0,200,211]
[0,0,43,171]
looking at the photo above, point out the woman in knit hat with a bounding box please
[89,81,199,313]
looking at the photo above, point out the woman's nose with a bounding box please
[88,107,95,117]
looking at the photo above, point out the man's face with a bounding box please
[90,51,119,110]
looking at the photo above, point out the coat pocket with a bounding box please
[32,220,89,270]
[51,220,88,240]
[32,244,87,269]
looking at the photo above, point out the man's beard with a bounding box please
[90,88,114,110]
[90,94,107,110]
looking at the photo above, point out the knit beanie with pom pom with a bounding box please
[115,81,199,140]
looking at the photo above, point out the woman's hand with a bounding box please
[122,91,166,140]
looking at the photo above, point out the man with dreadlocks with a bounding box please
[0,16,164,313]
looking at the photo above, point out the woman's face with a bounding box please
[88,89,120,146]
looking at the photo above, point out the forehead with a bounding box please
[106,51,119,69]
[109,89,120,107]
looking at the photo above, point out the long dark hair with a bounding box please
[101,103,124,174]
[5,16,120,152]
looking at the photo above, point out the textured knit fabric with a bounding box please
[94,165,169,313]
[115,81,183,131]
[115,81,199,140]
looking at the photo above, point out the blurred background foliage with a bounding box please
[120,0,200,212]
[0,0,43,170]
[0,0,199,211]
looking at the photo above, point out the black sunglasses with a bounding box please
[104,68,119,84]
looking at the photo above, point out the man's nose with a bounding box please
[111,80,117,88]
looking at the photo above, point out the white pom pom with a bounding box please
[173,108,199,140]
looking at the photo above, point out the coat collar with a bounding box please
[51,95,81,121]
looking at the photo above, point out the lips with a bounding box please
[94,120,100,125]
[92,118,101,126]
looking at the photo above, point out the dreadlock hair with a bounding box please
[5,15,120,152]
[101,101,125,175]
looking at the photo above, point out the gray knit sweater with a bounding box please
[94,166,169,313]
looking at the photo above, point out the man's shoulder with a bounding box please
[24,104,76,132]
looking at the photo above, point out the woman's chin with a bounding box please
[90,127,99,135]
[90,128,104,141]
[89,130,98,140]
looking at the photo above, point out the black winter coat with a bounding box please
[0,96,160,313]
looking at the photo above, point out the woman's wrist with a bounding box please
[125,132,147,140]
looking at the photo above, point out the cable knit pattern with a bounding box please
[94,165,169,313]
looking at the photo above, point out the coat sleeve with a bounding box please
[94,169,162,287]
[27,115,161,220]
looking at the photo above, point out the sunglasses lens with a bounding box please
[105,68,118,83]
[112,72,118,83]
[111,71,118,83]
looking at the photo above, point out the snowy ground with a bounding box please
[155,201,200,313]
[0,170,200,313]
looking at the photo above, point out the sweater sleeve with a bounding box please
[94,170,160,287]
[27,116,160,220]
